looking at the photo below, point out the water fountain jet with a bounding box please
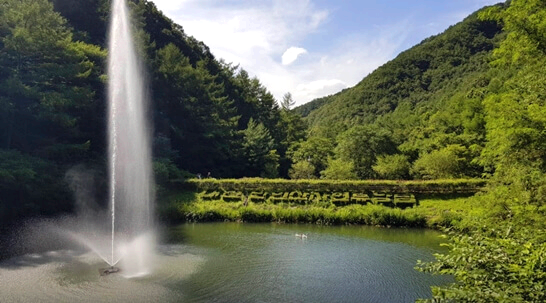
[105,0,155,276]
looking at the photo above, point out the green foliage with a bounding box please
[320,158,357,180]
[0,0,305,222]
[289,136,334,177]
[153,158,187,188]
[296,8,503,182]
[373,154,410,180]
[0,0,105,155]
[418,231,546,303]
[288,161,316,180]
[169,197,428,227]
[479,1,546,179]
[261,150,280,179]
[281,92,295,110]
[187,178,486,195]
[304,10,501,137]
[276,96,307,176]
[412,144,468,179]
[0,149,71,222]
[293,94,335,117]
[242,118,275,176]
[416,3,546,298]
[334,125,396,179]
[381,23,546,303]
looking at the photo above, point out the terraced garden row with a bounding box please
[200,190,418,208]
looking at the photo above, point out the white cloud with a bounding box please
[282,47,308,65]
[150,1,412,106]
[296,79,347,99]
[149,0,190,13]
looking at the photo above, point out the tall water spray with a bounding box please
[107,0,154,276]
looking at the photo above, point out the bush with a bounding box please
[331,192,350,206]
[411,145,467,179]
[289,161,316,179]
[418,231,546,302]
[373,154,410,180]
[320,158,358,180]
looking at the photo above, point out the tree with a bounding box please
[289,160,316,180]
[281,92,295,110]
[320,158,357,180]
[0,0,105,157]
[262,150,280,179]
[289,136,335,178]
[479,0,546,177]
[154,43,239,175]
[411,145,467,179]
[335,125,396,179]
[242,118,274,177]
[0,149,71,222]
[373,154,410,180]
[275,92,307,177]
[420,3,546,301]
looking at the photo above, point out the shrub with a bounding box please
[411,145,467,179]
[289,161,316,179]
[350,193,371,205]
[200,190,221,200]
[320,158,358,180]
[331,192,350,206]
[249,191,266,203]
[373,154,410,180]
[222,191,242,202]
[288,191,308,204]
[270,192,289,203]
[393,194,418,208]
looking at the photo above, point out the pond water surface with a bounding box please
[0,223,451,303]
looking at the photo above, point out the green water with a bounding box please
[0,223,451,303]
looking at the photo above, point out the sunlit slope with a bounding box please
[300,8,504,137]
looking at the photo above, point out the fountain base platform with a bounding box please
[99,266,120,276]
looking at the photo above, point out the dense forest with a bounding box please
[1,0,545,300]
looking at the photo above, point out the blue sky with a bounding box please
[151,0,502,106]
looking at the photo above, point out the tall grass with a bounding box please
[158,190,488,229]
[162,196,430,227]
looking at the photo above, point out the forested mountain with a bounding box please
[290,5,505,180]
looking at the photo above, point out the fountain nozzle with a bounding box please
[99,266,121,276]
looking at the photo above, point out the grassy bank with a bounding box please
[158,191,485,229]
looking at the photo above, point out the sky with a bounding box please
[150,0,502,106]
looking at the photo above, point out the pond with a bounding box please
[0,223,451,303]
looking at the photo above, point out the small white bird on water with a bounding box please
[295,233,307,238]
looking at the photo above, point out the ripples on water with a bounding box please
[0,223,451,303]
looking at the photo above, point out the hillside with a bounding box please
[301,8,503,136]
[285,4,509,182]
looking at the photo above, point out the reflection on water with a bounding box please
[0,223,451,303]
